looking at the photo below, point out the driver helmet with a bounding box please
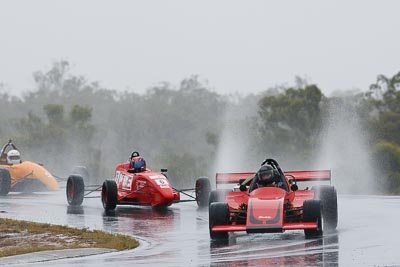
[257,165,274,185]
[7,149,21,165]
[131,156,146,172]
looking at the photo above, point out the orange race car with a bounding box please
[0,140,59,195]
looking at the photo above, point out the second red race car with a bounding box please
[66,151,211,211]
[208,158,338,240]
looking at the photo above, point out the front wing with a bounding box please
[211,221,318,233]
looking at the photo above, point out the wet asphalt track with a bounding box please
[0,192,400,266]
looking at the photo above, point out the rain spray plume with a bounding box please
[213,96,261,175]
[315,98,376,194]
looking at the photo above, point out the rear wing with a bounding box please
[216,172,255,185]
[215,170,331,187]
[284,170,331,182]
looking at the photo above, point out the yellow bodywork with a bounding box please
[1,161,59,190]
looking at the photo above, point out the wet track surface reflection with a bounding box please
[1,193,400,266]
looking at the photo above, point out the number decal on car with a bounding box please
[115,171,134,190]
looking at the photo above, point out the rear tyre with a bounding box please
[209,189,231,206]
[66,175,85,206]
[102,180,117,211]
[312,185,338,231]
[209,202,229,240]
[303,199,323,238]
[0,168,11,196]
[195,177,211,208]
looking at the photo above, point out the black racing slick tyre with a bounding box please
[195,177,211,208]
[101,180,117,211]
[312,185,338,231]
[0,168,11,196]
[66,175,85,206]
[209,202,229,240]
[209,189,231,206]
[303,199,323,238]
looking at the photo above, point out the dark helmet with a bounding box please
[257,165,274,185]
[131,156,146,172]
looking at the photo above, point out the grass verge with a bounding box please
[0,217,139,257]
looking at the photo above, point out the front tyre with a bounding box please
[195,177,211,208]
[66,175,85,206]
[303,199,323,238]
[101,180,117,211]
[209,202,229,240]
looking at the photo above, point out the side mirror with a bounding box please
[240,184,247,192]
[161,168,168,173]
[128,168,136,173]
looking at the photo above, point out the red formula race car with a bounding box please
[65,152,211,211]
[209,158,338,240]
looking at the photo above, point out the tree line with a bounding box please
[0,61,399,194]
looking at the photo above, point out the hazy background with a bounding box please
[0,1,399,194]
[1,1,399,97]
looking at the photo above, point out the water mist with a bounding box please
[213,98,261,177]
[315,99,376,194]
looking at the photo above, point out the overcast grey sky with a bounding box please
[1,0,399,97]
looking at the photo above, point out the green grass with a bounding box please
[0,217,139,257]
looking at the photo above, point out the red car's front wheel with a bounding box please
[209,202,229,240]
[101,180,117,211]
[303,199,323,238]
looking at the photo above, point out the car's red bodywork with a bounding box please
[209,169,333,237]
[113,162,180,207]
[66,158,211,210]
